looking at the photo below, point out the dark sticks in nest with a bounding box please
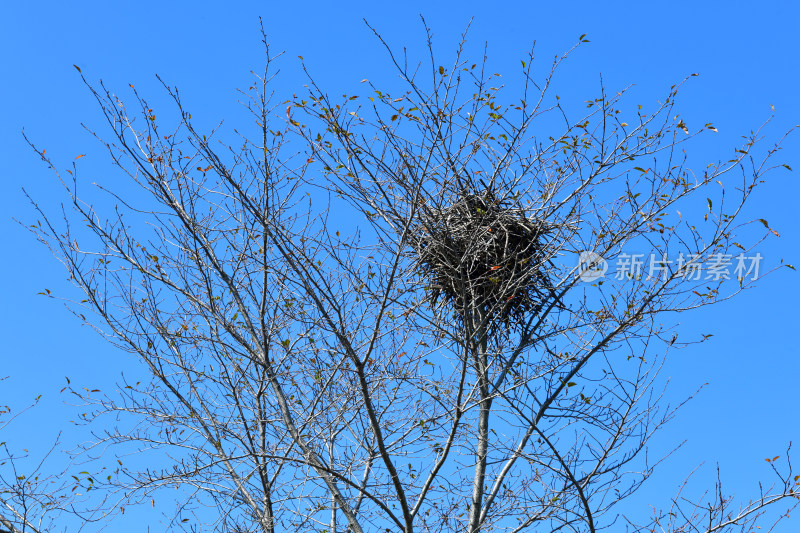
[413,189,554,332]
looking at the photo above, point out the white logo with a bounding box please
[578,251,607,282]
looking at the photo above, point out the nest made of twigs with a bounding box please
[412,189,553,332]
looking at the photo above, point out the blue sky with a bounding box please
[1,1,798,530]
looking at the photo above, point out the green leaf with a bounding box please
[758,218,769,229]
[438,66,445,75]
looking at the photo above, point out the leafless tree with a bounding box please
[11,23,798,533]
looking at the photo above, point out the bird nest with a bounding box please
[412,190,553,332]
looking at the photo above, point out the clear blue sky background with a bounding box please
[1,1,798,531]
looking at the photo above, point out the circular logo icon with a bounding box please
[578,251,607,282]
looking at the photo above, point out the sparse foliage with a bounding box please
[7,22,798,533]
